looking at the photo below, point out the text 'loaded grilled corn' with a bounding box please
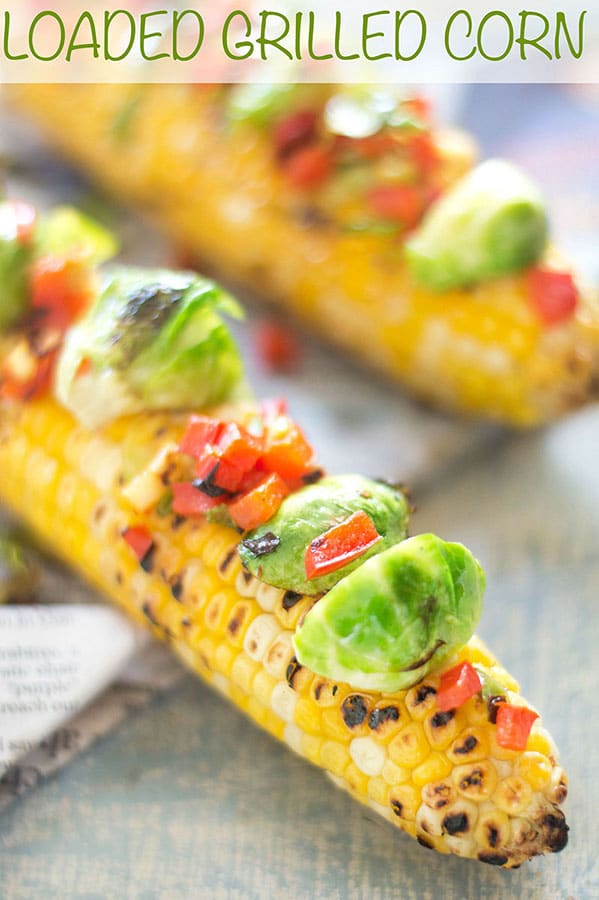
[11,82,599,425]
[0,201,568,867]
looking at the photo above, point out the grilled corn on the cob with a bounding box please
[0,397,568,866]
[11,83,599,425]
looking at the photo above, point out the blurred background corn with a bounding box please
[10,83,599,426]
[0,397,568,866]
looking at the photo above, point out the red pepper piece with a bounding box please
[256,321,302,373]
[351,132,398,160]
[215,422,263,472]
[172,482,222,517]
[229,473,289,531]
[262,416,315,481]
[122,525,153,561]
[495,704,539,751]
[196,453,245,494]
[436,661,482,712]
[401,96,432,123]
[274,109,318,159]
[526,267,578,326]
[30,256,92,328]
[368,185,424,227]
[283,145,333,189]
[304,510,381,580]
[179,415,224,458]
[408,132,439,175]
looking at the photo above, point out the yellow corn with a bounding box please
[10,83,599,426]
[0,396,568,866]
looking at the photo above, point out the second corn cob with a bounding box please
[0,397,568,867]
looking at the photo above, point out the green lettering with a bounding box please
[172,9,204,62]
[478,11,514,62]
[66,12,100,61]
[334,10,359,60]
[104,10,135,62]
[362,10,392,61]
[555,10,586,60]
[258,11,292,61]
[445,10,476,61]
[516,11,551,61]
[140,10,169,62]
[395,10,426,61]
[222,11,253,60]
[308,11,333,60]
[2,11,27,60]
[29,11,65,61]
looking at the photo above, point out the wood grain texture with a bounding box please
[1,409,597,900]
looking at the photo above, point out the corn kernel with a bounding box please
[413,753,452,788]
[389,722,430,769]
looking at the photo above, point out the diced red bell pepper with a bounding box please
[526,267,578,326]
[3,200,37,244]
[172,482,222,517]
[256,321,302,373]
[262,416,315,481]
[196,453,245,494]
[408,132,439,175]
[436,661,482,712]
[122,525,153,561]
[215,422,263,472]
[401,96,432,123]
[283,145,333,189]
[30,256,92,328]
[368,185,424,227]
[229,473,289,531]
[274,109,318,159]
[179,415,224,458]
[495,704,539,751]
[304,510,381,580]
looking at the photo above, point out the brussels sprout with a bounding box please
[293,534,485,693]
[239,474,409,596]
[405,159,548,291]
[56,267,246,428]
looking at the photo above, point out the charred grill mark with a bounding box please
[487,695,504,724]
[431,710,455,729]
[454,735,478,755]
[332,685,338,696]
[93,503,107,524]
[193,464,232,499]
[459,768,483,790]
[479,853,508,866]
[417,835,434,850]
[301,468,324,485]
[442,812,469,835]
[424,782,452,809]
[172,515,185,530]
[154,426,167,438]
[181,617,191,628]
[142,602,159,627]
[414,684,436,704]
[286,656,303,689]
[227,607,248,638]
[115,572,123,585]
[390,800,403,818]
[341,695,369,729]
[218,547,238,576]
[240,570,253,585]
[170,576,183,601]
[282,590,302,610]
[140,546,156,574]
[368,706,400,732]
[543,812,569,853]
[313,681,324,701]
[487,825,500,848]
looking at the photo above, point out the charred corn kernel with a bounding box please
[453,761,498,802]
[413,753,452,788]
[0,398,569,868]
[13,83,599,427]
[516,752,552,792]
[274,594,314,630]
[389,723,430,769]
[390,784,421,822]
[493,776,534,817]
